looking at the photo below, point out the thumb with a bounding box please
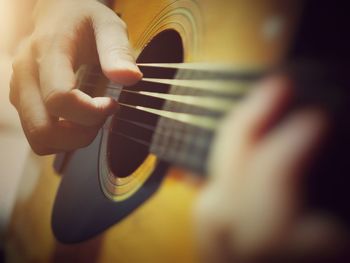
[91,6,142,85]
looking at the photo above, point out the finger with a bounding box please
[38,48,118,126]
[20,80,100,154]
[252,108,328,199]
[235,109,329,258]
[231,75,293,144]
[91,6,142,85]
[14,49,99,154]
[197,76,294,262]
[25,120,100,155]
[208,75,292,181]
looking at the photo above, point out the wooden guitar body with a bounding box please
[4,0,306,262]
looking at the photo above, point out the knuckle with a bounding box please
[32,34,53,51]
[43,89,65,109]
[12,50,34,74]
[22,115,52,146]
[13,38,35,69]
[103,45,133,69]
[11,56,25,72]
[107,44,131,56]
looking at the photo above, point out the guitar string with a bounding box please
[104,112,213,147]
[105,114,217,153]
[101,112,217,150]
[78,79,251,129]
[103,108,221,149]
[83,76,252,95]
[136,62,264,73]
[82,82,241,113]
[105,128,215,152]
[118,103,218,130]
[81,82,223,129]
[84,81,250,98]
[113,116,156,131]
[139,78,251,95]
[83,62,263,76]
[107,130,150,147]
[104,117,216,143]
[127,90,236,112]
[78,63,257,141]
[84,83,224,136]
[103,126,213,150]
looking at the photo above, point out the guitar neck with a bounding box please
[150,111,215,175]
[149,68,257,175]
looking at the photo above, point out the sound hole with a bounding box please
[107,30,184,178]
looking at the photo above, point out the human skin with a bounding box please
[9,1,346,261]
[10,0,142,155]
[195,76,347,262]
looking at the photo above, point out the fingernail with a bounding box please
[119,60,142,76]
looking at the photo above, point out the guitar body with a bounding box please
[5,0,299,262]
[6,155,198,262]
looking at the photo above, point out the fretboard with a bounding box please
[148,66,260,174]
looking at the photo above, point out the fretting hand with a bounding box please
[195,76,347,262]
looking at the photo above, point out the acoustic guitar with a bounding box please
[5,0,350,262]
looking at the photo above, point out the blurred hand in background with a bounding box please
[195,75,347,262]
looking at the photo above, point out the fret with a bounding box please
[150,68,236,174]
